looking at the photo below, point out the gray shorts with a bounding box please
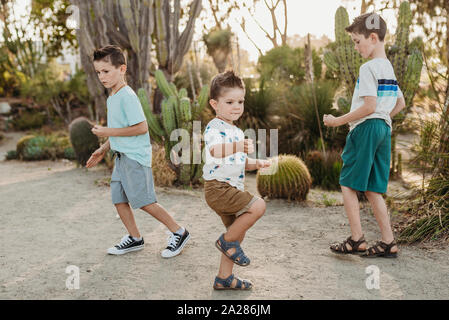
[111,151,157,209]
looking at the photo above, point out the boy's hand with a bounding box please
[323,114,340,127]
[92,125,110,138]
[86,147,106,168]
[241,139,255,154]
[256,159,271,169]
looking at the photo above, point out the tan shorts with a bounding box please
[204,179,259,228]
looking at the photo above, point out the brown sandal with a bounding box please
[330,235,367,255]
[361,240,398,258]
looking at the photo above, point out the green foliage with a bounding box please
[5,150,18,160]
[235,78,273,132]
[203,28,233,54]
[305,150,343,190]
[69,117,99,166]
[276,80,347,156]
[258,46,304,84]
[20,62,90,125]
[256,154,312,202]
[14,132,74,161]
[138,71,210,185]
[11,110,47,130]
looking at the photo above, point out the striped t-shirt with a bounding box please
[349,58,403,131]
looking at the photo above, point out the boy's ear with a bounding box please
[209,99,218,111]
[369,32,379,43]
[120,64,127,73]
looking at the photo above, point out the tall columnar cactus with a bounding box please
[256,155,312,202]
[388,1,423,116]
[138,70,209,185]
[324,6,366,105]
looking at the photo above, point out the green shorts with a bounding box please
[339,119,391,194]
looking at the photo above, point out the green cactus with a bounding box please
[137,71,210,185]
[137,88,164,144]
[256,154,312,202]
[324,6,367,101]
[155,69,176,98]
[178,88,188,99]
[180,97,192,122]
[161,97,176,136]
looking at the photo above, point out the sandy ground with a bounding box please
[0,131,448,300]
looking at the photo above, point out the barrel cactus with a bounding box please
[69,117,100,166]
[138,70,209,185]
[256,154,312,202]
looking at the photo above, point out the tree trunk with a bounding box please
[71,0,155,121]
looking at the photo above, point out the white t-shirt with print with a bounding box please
[349,58,404,131]
[202,118,247,191]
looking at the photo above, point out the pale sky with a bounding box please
[219,0,400,61]
[8,0,403,63]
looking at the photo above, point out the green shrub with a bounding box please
[276,80,347,156]
[235,78,273,132]
[5,150,18,160]
[305,150,343,190]
[16,135,36,159]
[12,111,46,130]
[15,133,76,161]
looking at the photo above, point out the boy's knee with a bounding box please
[251,198,266,218]
[365,190,380,199]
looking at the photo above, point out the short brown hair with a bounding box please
[93,45,127,67]
[209,70,245,101]
[345,12,387,41]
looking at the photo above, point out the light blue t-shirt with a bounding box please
[107,85,151,167]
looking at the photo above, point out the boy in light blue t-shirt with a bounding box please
[86,45,190,258]
[323,13,406,258]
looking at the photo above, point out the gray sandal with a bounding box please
[215,234,250,266]
[213,274,252,290]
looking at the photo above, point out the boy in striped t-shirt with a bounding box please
[323,13,406,258]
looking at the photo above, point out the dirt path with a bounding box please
[0,131,448,300]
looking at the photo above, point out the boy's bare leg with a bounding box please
[365,191,398,253]
[216,232,246,287]
[140,202,180,233]
[115,202,141,238]
[341,186,366,250]
[215,199,265,284]
[224,199,266,242]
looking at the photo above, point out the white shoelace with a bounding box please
[116,235,133,249]
[166,231,181,250]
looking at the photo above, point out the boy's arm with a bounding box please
[99,139,110,153]
[390,96,406,118]
[92,120,148,138]
[209,139,253,158]
[324,96,376,127]
[245,157,271,170]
